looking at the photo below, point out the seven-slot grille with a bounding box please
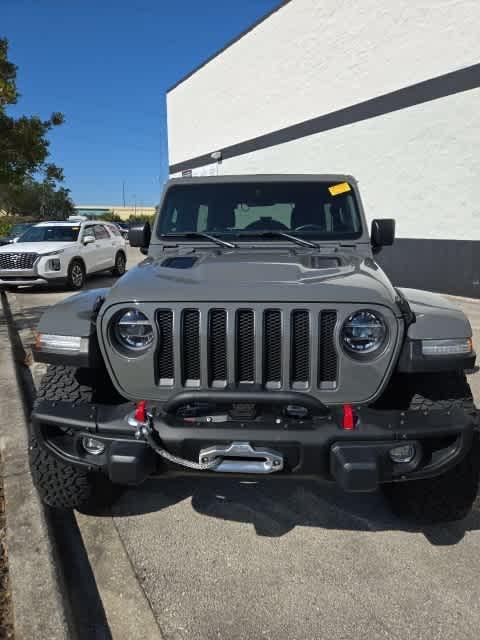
[0,253,38,270]
[155,307,338,390]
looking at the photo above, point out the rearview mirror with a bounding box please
[129,222,151,249]
[371,219,395,252]
[83,234,95,245]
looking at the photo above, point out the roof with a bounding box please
[167,1,292,93]
[34,220,87,226]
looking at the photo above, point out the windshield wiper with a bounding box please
[236,230,319,248]
[161,232,238,249]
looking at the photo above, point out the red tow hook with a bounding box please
[342,404,355,430]
[134,400,147,424]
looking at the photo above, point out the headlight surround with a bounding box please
[111,308,154,354]
[341,309,387,358]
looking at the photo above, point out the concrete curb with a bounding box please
[0,291,70,640]
[5,287,163,639]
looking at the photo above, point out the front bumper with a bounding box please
[0,256,68,287]
[31,398,477,492]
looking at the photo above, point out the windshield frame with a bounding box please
[155,179,367,245]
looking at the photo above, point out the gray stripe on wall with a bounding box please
[169,62,480,174]
[377,239,480,299]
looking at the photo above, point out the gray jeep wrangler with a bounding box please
[30,175,478,522]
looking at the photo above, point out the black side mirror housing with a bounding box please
[371,219,395,253]
[129,222,151,249]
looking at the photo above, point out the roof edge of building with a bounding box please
[166,0,292,94]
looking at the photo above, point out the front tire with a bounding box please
[382,372,479,523]
[30,365,119,510]
[67,259,86,290]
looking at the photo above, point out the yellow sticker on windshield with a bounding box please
[328,182,351,196]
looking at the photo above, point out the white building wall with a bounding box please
[214,88,480,241]
[166,0,480,295]
[167,0,480,168]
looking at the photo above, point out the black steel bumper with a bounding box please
[31,398,477,492]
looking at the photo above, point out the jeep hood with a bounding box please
[105,250,398,308]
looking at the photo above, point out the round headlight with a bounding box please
[113,309,154,352]
[341,310,387,357]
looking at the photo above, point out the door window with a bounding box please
[93,224,109,240]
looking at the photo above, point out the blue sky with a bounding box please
[2,0,279,206]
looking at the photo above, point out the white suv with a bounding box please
[0,220,127,289]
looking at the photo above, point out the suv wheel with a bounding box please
[382,373,479,523]
[67,259,86,290]
[30,365,120,510]
[111,251,126,277]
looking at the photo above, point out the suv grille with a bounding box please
[155,306,338,390]
[0,253,38,270]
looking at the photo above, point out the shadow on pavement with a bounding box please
[84,475,480,547]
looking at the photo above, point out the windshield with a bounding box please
[10,224,30,236]
[158,181,363,241]
[20,225,80,242]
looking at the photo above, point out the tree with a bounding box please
[0,177,74,219]
[0,37,65,188]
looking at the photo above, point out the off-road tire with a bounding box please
[67,259,86,290]
[382,372,479,523]
[30,365,119,510]
[111,251,126,277]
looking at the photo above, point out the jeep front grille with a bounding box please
[155,306,338,390]
[0,253,38,270]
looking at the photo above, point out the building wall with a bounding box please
[167,0,480,297]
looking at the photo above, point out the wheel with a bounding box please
[382,373,479,523]
[67,259,85,290]
[29,365,120,510]
[111,251,126,277]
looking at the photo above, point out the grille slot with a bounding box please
[264,309,282,388]
[291,310,310,387]
[236,309,255,383]
[182,309,200,386]
[209,309,227,387]
[319,311,338,388]
[0,253,37,270]
[156,310,174,384]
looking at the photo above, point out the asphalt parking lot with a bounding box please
[5,246,480,640]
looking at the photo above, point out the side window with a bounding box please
[93,224,109,240]
[109,225,121,236]
[82,225,94,240]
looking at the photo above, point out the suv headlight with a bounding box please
[341,310,387,357]
[112,309,154,353]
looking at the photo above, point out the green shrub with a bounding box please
[127,214,155,226]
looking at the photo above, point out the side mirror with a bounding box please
[129,222,151,249]
[83,234,95,245]
[371,219,395,253]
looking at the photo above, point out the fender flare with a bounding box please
[396,288,475,373]
[34,288,108,367]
